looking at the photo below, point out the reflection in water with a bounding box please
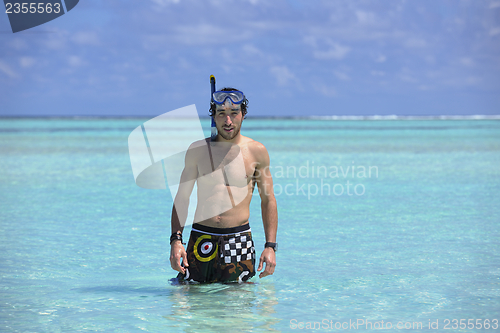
[165,281,280,332]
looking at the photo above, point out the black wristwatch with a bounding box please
[170,232,184,245]
[264,242,278,252]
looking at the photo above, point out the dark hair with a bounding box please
[209,87,248,119]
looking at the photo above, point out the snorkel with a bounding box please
[210,75,217,141]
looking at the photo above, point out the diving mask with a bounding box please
[212,90,245,105]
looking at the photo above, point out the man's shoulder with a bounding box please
[186,138,210,152]
[191,138,210,148]
[241,136,266,151]
[242,136,269,162]
[185,138,210,163]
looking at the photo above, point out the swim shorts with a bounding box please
[177,223,256,283]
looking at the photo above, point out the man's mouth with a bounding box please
[223,127,234,133]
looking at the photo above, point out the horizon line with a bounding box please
[1,114,500,120]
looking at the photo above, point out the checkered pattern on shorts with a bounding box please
[221,233,255,264]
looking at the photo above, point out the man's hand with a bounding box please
[257,247,276,278]
[170,241,188,274]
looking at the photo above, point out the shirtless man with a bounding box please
[169,88,278,283]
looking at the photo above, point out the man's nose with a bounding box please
[224,115,233,124]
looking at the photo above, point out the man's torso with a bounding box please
[193,136,260,228]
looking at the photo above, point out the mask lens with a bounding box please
[213,92,225,103]
[228,92,243,104]
[213,91,244,104]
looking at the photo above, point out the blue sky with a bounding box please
[1,0,499,117]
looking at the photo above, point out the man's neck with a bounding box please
[215,133,243,144]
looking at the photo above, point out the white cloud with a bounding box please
[463,76,482,86]
[239,44,276,65]
[68,56,85,67]
[400,75,417,83]
[177,57,192,71]
[355,11,377,25]
[444,76,482,87]
[459,57,475,67]
[9,39,28,51]
[371,70,385,77]
[150,0,180,6]
[334,70,350,81]
[489,27,500,36]
[314,44,350,60]
[404,38,427,49]
[242,44,264,57]
[72,31,100,45]
[424,56,436,65]
[489,1,500,8]
[304,36,350,60]
[398,68,418,83]
[19,57,36,68]
[314,83,337,97]
[40,33,68,50]
[375,55,386,63]
[143,24,233,49]
[0,60,18,79]
[142,34,169,51]
[173,24,252,45]
[418,85,432,91]
[270,66,297,86]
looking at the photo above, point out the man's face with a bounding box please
[214,100,243,141]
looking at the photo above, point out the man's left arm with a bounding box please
[253,143,278,278]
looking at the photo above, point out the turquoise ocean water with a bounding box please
[1,117,499,332]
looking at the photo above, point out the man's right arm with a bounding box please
[170,143,199,274]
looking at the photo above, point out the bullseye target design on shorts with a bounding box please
[200,241,213,254]
[193,235,218,262]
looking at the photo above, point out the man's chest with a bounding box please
[197,143,256,186]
